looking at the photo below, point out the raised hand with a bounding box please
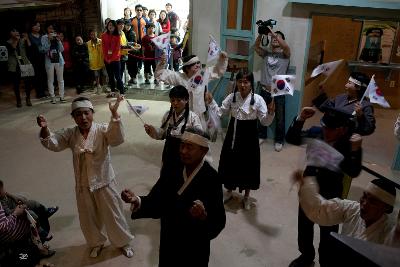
[354,102,363,117]
[109,94,124,118]
[299,107,316,121]
[205,92,213,105]
[144,124,157,139]
[37,115,48,128]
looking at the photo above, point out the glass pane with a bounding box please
[241,0,253,30]
[226,39,250,56]
[227,58,248,72]
[227,0,238,29]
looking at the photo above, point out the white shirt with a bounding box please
[154,110,203,139]
[40,118,124,192]
[299,177,400,247]
[208,92,275,125]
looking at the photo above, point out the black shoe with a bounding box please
[289,255,314,267]
[47,206,59,218]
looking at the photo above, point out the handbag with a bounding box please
[19,63,35,77]
[15,50,35,77]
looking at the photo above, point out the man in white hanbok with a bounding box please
[294,170,400,249]
[37,95,134,258]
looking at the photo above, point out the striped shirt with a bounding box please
[0,203,30,244]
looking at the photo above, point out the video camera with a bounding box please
[256,19,277,35]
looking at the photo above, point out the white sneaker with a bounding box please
[121,245,134,258]
[259,138,266,145]
[274,143,283,152]
[223,190,233,203]
[89,245,103,258]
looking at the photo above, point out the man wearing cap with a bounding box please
[286,106,363,267]
[293,172,400,249]
[121,127,226,267]
[155,52,228,130]
[37,95,135,258]
[313,71,376,136]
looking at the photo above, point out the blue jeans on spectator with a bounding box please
[258,89,285,144]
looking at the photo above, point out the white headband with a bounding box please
[71,100,94,113]
[182,56,200,67]
[365,182,395,206]
[181,131,209,148]
[348,77,367,87]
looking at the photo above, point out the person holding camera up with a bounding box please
[41,24,65,104]
[254,22,290,152]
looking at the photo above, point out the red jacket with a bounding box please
[159,19,170,33]
[101,32,121,63]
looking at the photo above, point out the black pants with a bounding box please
[127,54,138,79]
[296,169,343,266]
[258,89,285,143]
[105,61,124,94]
[31,58,47,98]
[74,64,89,93]
[144,60,156,76]
[10,71,33,104]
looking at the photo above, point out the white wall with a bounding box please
[100,0,126,24]
[191,0,222,62]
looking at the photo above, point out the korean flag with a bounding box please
[271,75,296,97]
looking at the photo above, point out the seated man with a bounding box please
[122,127,226,267]
[294,172,400,249]
[286,106,362,267]
[0,179,58,242]
[0,203,55,266]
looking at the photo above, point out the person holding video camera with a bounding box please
[41,23,65,104]
[254,22,290,152]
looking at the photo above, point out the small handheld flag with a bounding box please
[126,100,148,124]
[151,32,171,50]
[188,68,210,90]
[306,139,344,173]
[366,75,390,108]
[311,59,343,78]
[271,75,296,97]
[207,35,221,63]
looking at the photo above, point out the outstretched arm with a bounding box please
[105,94,125,146]
[37,115,70,152]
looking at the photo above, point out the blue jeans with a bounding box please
[258,89,285,143]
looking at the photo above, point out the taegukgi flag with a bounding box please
[207,35,221,63]
[126,100,149,115]
[366,75,390,108]
[311,59,343,78]
[151,32,171,50]
[188,68,210,90]
[271,75,296,97]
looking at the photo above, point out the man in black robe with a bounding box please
[122,127,226,267]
